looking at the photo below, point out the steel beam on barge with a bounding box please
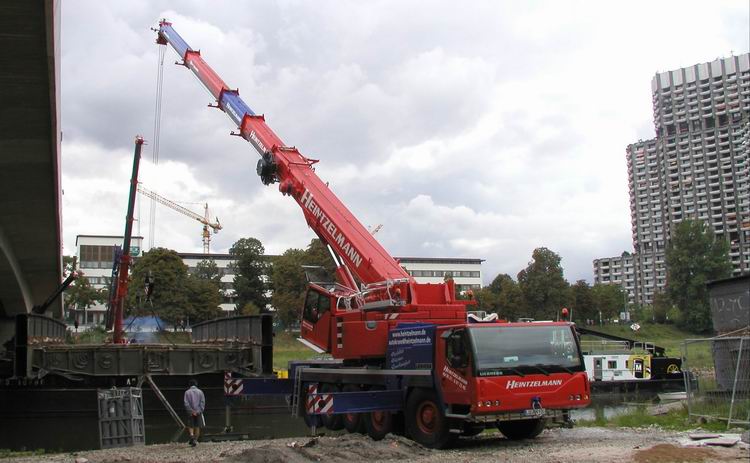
[28,344,260,378]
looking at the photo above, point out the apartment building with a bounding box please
[596,53,750,306]
[592,252,636,304]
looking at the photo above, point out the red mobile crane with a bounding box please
[156,23,590,448]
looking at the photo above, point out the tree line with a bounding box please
[474,219,731,334]
[472,247,627,325]
[63,237,333,328]
[64,219,731,334]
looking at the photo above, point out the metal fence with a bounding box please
[98,387,145,449]
[682,336,750,429]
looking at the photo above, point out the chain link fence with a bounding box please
[682,336,749,429]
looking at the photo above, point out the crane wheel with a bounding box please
[365,410,393,441]
[496,419,545,440]
[405,388,456,449]
[320,383,344,431]
[342,384,366,434]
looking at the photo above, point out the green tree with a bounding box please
[488,273,513,295]
[591,283,625,322]
[304,239,336,281]
[475,274,528,322]
[271,248,307,327]
[229,237,269,312]
[186,275,222,323]
[63,255,77,275]
[496,277,527,321]
[193,259,223,285]
[63,276,101,323]
[666,219,732,333]
[651,291,672,324]
[517,247,570,320]
[127,248,190,325]
[569,280,594,324]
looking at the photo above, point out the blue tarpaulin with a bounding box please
[123,316,168,343]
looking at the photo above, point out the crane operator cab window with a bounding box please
[303,288,332,323]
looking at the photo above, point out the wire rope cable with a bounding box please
[148,44,166,250]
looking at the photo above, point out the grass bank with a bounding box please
[576,404,745,433]
[272,331,323,371]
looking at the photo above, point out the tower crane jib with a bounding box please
[137,185,222,253]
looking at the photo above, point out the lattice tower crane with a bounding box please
[137,185,222,253]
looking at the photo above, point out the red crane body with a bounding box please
[157,22,469,360]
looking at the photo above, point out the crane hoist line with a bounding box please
[137,185,222,254]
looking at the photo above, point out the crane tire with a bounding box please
[365,410,393,441]
[405,388,456,449]
[320,383,344,430]
[496,418,545,440]
[342,384,366,433]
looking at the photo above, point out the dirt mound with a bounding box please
[634,443,720,463]
[228,434,431,463]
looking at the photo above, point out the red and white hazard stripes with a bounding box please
[224,371,243,396]
[384,313,400,320]
[306,384,334,415]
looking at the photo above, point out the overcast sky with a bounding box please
[60,1,748,284]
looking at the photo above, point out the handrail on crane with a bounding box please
[138,185,222,253]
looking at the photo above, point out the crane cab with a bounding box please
[300,284,335,352]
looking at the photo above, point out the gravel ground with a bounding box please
[5,427,748,463]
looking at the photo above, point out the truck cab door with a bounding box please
[439,329,472,405]
[300,286,333,352]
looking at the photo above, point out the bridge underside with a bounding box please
[0,1,62,332]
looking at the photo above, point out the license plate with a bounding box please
[523,408,545,417]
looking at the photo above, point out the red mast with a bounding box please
[112,136,144,344]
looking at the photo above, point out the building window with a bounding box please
[79,245,117,268]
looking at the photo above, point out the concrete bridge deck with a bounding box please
[0,0,62,339]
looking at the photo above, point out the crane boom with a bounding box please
[138,185,222,253]
[157,21,408,288]
[156,22,470,360]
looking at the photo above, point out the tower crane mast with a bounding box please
[138,185,222,253]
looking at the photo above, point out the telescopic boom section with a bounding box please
[157,21,409,287]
